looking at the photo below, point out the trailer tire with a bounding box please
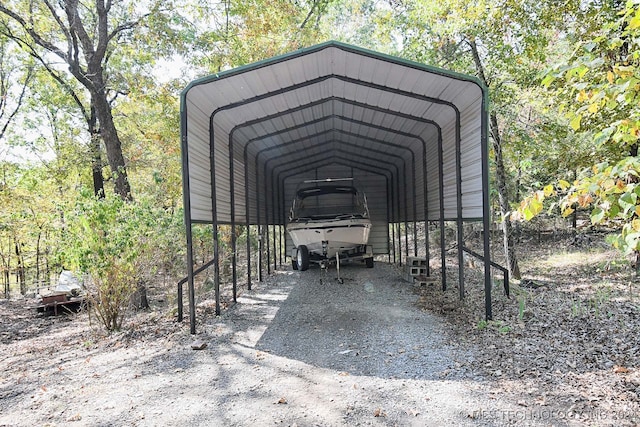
[365,257,374,268]
[296,245,310,271]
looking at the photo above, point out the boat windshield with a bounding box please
[291,185,369,220]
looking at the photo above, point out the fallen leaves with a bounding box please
[416,233,640,419]
[66,413,82,422]
[373,407,386,417]
[614,365,631,374]
[190,340,207,350]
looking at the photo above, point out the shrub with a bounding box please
[60,189,183,331]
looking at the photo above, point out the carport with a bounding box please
[179,41,503,334]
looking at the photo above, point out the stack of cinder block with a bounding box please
[403,257,434,286]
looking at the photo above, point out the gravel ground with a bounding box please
[1,261,531,427]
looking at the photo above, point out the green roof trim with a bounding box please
[181,40,487,101]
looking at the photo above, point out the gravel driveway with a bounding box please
[184,262,510,426]
[1,262,521,426]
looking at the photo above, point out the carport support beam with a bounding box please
[228,135,238,302]
[278,181,284,266]
[243,150,252,290]
[404,221,409,261]
[437,133,447,290]
[391,224,395,264]
[179,100,197,333]
[255,157,264,282]
[387,179,392,264]
[454,110,465,299]
[209,119,221,317]
[421,132,430,271]
[264,171,271,275]
[481,93,493,320]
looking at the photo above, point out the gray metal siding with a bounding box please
[182,42,487,228]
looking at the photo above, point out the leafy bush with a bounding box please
[60,189,183,331]
[517,157,640,258]
[517,2,640,270]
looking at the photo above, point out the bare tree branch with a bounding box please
[38,59,90,123]
[300,1,318,30]
[0,62,33,140]
[0,5,69,63]
[41,0,73,58]
[94,0,108,66]
[107,18,146,43]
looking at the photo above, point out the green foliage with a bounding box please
[60,189,183,331]
[518,2,640,260]
[60,191,139,330]
[517,157,640,255]
[476,319,511,333]
[518,297,526,321]
[186,0,334,73]
[542,2,640,154]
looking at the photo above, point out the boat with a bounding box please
[286,178,374,271]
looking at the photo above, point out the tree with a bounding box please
[0,0,162,199]
[371,1,555,279]
[518,1,640,270]
[187,0,333,72]
[116,81,183,209]
[0,159,61,296]
[0,35,33,142]
[14,56,107,197]
[544,2,639,158]
[61,190,146,330]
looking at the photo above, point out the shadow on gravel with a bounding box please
[254,263,458,380]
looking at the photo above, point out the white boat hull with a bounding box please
[286,218,371,259]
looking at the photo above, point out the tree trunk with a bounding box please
[571,169,578,231]
[1,252,8,299]
[468,37,521,280]
[35,230,41,285]
[91,90,131,200]
[130,280,149,310]
[2,239,10,299]
[3,268,8,299]
[490,113,522,279]
[89,106,106,198]
[15,241,26,295]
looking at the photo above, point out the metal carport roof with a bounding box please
[179,41,499,334]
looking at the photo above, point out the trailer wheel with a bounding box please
[365,257,374,268]
[296,245,310,271]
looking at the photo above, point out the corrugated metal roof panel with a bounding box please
[181,40,488,231]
